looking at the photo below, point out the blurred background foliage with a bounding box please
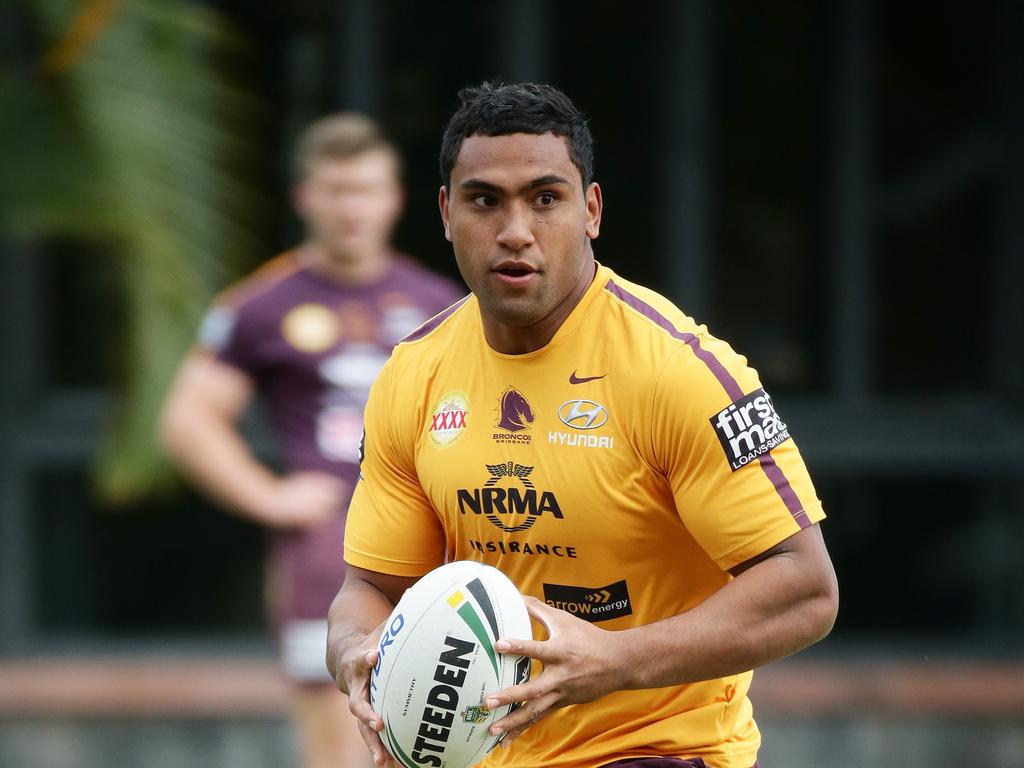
[0,0,266,502]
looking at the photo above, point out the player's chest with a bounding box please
[264,296,432,390]
[412,364,663,544]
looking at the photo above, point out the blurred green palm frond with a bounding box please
[1,0,267,502]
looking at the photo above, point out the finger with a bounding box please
[358,719,391,766]
[348,690,383,728]
[493,634,549,658]
[522,594,564,633]
[489,690,560,740]
[347,671,384,728]
[483,676,546,711]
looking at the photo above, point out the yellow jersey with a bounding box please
[345,263,825,768]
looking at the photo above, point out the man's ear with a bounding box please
[585,182,603,240]
[439,185,452,242]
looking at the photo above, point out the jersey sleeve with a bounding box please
[343,356,446,577]
[649,336,825,571]
[196,299,263,375]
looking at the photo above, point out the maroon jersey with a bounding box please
[202,251,463,476]
[198,250,463,630]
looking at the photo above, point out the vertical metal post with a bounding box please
[335,0,380,115]
[663,0,712,320]
[497,0,547,83]
[992,0,1024,647]
[0,240,40,651]
[0,3,40,651]
[831,0,873,400]
[993,0,1023,401]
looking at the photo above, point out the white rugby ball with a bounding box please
[371,560,532,768]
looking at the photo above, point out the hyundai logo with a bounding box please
[558,399,609,430]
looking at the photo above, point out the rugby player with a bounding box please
[326,83,838,768]
[159,113,463,768]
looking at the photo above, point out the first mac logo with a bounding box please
[711,388,791,471]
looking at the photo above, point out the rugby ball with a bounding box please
[371,561,532,768]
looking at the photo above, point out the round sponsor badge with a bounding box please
[427,391,469,448]
[281,303,340,353]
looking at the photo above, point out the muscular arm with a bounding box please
[618,523,837,688]
[488,524,838,739]
[158,351,342,527]
[325,565,417,690]
[326,565,420,766]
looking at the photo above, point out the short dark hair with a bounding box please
[439,81,594,190]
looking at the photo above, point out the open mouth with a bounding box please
[493,261,538,279]
[497,266,533,277]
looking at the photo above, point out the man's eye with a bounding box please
[536,192,557,206]
[473,195,496,207]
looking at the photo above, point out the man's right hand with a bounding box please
[332,623,395,767]
[259,471,347,529]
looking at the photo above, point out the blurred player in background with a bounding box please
[159,113,463,768]
[326,83,838,768]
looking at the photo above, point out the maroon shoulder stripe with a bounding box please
[757,455,811,528]
[400,294,471,343]
[604,280,743,398]
[603,278,810,529]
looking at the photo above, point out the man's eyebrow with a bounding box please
[525,174,571,190]
[459,178,502,192]
[459,175,573,194]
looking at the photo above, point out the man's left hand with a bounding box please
[483,595,628,744]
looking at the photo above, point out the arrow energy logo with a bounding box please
[542,579,632,623]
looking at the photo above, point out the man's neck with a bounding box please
[300,242,392,286]
[481,258,596,355]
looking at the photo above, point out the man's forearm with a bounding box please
[616,542,837,690]
[161,409,280,521]
[326,577,397,693]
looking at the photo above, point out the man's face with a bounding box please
[439,133,601,327]
[294,149,403,261]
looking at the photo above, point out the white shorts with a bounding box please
[280,619,334,684]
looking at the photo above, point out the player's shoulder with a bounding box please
[212,250,305,312]
[380,292,475,380]
[598,269,698,333]
[197,252,305,350]
[596,267,702,359]
[363,294,472,410]
[596,266,751,386]
[395,292,474,349]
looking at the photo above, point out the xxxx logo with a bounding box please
[585,589,612,604]
[428,391,469,448]
[431,410,467,431]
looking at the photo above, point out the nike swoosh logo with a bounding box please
[569,371,607,384]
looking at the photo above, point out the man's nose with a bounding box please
[495,203,535,251]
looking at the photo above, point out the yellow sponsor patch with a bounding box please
[281,303,339,353]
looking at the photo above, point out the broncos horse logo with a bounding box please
[496,388,534,432]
